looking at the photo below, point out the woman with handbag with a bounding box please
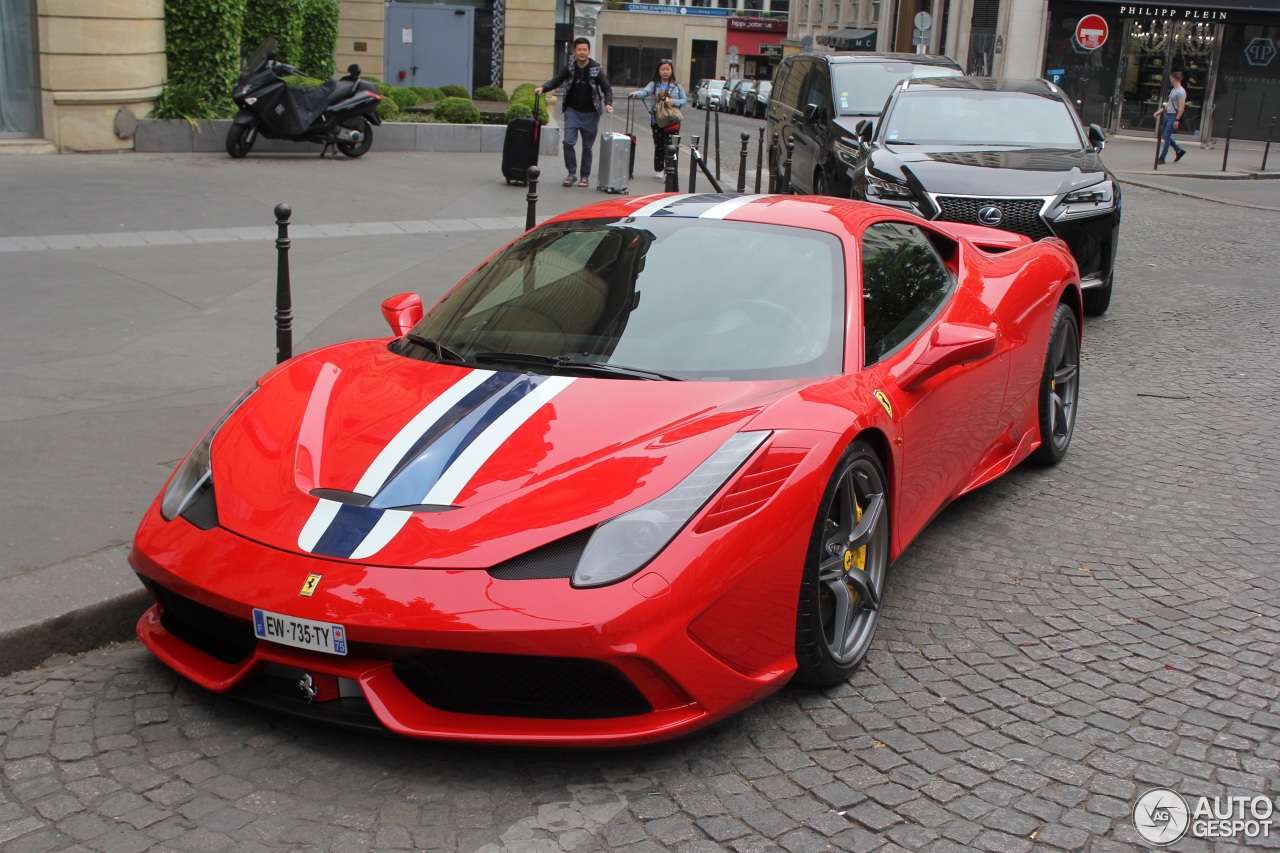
[630,60,687,180]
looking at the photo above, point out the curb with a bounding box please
[1115,173,1280,212]
[0,545,148,676]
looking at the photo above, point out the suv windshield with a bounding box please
[882,91,1084,147]
[401,218,846,381]
[832,63,963,115]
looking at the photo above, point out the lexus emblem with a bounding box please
[977,205,1003,226]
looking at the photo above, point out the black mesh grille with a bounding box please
[150,581,256,664]
[393,652,653,719]
[935,196,1053,240]
[486,529,593,580]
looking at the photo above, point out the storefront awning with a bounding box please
[817,28,879,51]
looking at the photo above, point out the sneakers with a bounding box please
[1156,159,1167,165]
[562,174,577,187]
[1175,149,1186,162]
[654,171,666,180]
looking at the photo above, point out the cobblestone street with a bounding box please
[2,184,1278,853]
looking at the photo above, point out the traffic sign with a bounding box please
[914,11,932,30]
[1075,14,1108,51]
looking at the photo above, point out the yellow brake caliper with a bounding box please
[843,499,866,602]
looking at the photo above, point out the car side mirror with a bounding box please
[855,119,873,142]
[805,102,824,124]
[381,293,423,337]
[896,323,998,391]
[1088,123,1106,149]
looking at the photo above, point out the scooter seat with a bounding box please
[329,79,359,103]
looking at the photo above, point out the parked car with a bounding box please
[765,52,963,196]
[745,80,773,118]
[693,78,728,110]
[847,77,1120,315]
[130,192,1082,746]
[727,78,755,114]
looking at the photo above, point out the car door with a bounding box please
[790,63,832,194]
[766,57,812,189]
[857,221,1008,548]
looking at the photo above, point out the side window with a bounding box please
[861,222,952,366]
[802,66,830,118]
[776,59,807,110]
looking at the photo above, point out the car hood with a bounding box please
[209,342,809,567]
[869,145,1109,197]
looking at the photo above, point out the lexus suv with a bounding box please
[764,52,963,196]
[847,77,1121,315]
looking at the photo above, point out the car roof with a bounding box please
[811,51,963,69]
[900,76,1063,97]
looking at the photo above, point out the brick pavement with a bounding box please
[2,184,1279,852]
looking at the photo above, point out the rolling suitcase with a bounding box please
[596,111,633,194]
[501,93,541,185]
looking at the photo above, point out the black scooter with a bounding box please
[226,38,382,159]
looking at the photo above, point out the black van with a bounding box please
[765,52,963,196]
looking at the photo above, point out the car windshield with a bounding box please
[882,91,1085,147]
[832,63,962,115]
[401,218,846,381]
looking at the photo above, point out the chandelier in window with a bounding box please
[1131,19,1169,54]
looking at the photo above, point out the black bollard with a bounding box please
[703,102,712,158]
[664,142,679,192]
[784,139,795,194]
[755,126,765,194]
[524,165,540,231]
[689,136,701,193]
[769,131,780,193]
[1153,119,1162,170]
[1263,117,1275,171]
[737,131,750,193]
[1222,117,1233,172]
[714,104,722,182]
[274,203,293,364]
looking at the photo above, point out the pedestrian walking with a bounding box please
[535,38,614,187]
[630,60,687,180]
[1156,70,1187,164]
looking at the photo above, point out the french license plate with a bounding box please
[253,609,347,656]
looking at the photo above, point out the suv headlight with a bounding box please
[866,173,916,202]
[1056,180,1116,218]
[572,431,770,588]
[160,386,257,521]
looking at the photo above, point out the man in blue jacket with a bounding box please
[535,38,614,187]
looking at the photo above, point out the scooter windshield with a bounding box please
[239,38,277,84]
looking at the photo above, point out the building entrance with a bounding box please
[0,0,40,136]
[1116,19,1218,137]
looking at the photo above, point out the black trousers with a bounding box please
[651,124,677,172]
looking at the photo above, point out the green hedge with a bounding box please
[511,83,536,102]
[433,97,480,123]
[386,87,423,111]
[242,0,303,65]
[506,96,549,124]
[474,85,508,103]
[162,0,246,109]
[297,0,338,79]
[439,83,470,99]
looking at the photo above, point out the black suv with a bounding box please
[847,77,1121,315]
[764,52,962,196]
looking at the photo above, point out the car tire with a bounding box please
[225,123,257,159]
[813,169,829,197]
[794,440,890,686]
[1029,302,1081,465]
[1082,275,1112,315]
[336,118,374,158]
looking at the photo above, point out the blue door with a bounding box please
[384,4,474,90]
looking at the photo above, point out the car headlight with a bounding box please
[572,431,770,588]
[160,386,257,521]
[1057,180,1116,217]
[865,173,916,202]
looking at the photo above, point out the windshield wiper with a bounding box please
[404,334,469,364]
[471,351,683,381]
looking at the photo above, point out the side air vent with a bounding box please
[695,446,807,533]
[487,529,593,580]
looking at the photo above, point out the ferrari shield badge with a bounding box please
[300,574,322,597]
[873,389,894,419]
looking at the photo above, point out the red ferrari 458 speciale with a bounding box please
[131,193,1082,746]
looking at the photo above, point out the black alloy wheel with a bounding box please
[336,118,374,158]
[225,123,257,159]
[1029,302,1081,465]
[794,440,890,686]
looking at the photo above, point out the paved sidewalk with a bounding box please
[0,140,1274,676]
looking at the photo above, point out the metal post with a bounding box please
[1153,119,1162,170]
[1263,117,1275,171]
[755,126,765,194]
[1221,117,1233,172]
[769,131,780,192]
[689,136,700,193]
[664,142,679,192]
[714,104,722,182]
[784,139,794,194]
[703,101,712,155]
[524,165,540,231]
[736,131,750,193]
[274,203,293,364]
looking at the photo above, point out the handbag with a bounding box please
[656,97,683,129]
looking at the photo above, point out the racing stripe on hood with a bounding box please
[630,194,768,220]
[296,370,573,560]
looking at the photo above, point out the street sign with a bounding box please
[913,11,932,30]
[1075,14,1108,51]
[913,29,930,46]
